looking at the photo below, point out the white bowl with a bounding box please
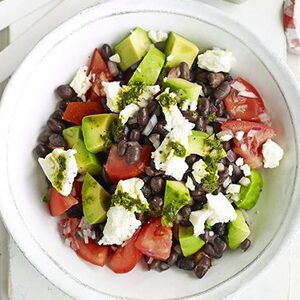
[1,0,300,299]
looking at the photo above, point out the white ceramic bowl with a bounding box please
[1,0,300,299]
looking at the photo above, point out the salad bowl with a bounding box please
[0,0,300,299]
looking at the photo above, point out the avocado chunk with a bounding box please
[129,47,165,85]
[164,78,201,101]
[236,170,263,210]
[82,113,117,153]
[179,226,205,257]
[73,139,102,176]
[164,32,199,68]
[63,126,82,148]
[82,173,111,224]
[162,180,191,226]
[114,27,152,71]
[228,209,250,250]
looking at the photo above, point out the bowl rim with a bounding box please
[1,0,300,299]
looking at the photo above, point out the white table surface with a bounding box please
[1,0,300,299]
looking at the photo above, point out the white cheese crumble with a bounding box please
[109,53,121,63]
[102,81,122,112]
[189,209,213,236]
[192,159,208,184]
[235,131,245,141]
[240,164,251,176]
[217,130,234,142]
[119,103,140,125]
[228,164,233,176]
[197,47,236,73]
[38,149,78,196]
[231,193,240,202]
[70,66,92,100]
[235,157,244,166]
[262,139,284,168]
[239,177,251,186]
[217,162,225,172]
[181,98,198,111]
[166,54,175,62]
[186,176,196,191]
[206,193,237,226]
[148,30,168,43]
[99,206,141,245]
[223,177,231,188]
[226,183,241,195]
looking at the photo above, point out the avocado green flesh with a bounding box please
[82,173,110,224]
[63,126,82,148]
[162,180,191,226]
[82,113,117,153]
[236,170,263,210]
[164,32,199,68]
[114,27,152,71]
[129,47,165,85]
[73,139,102,176]
[188,130,209,156]
[228,209,250,250]
[164,78,201,101]
[179,226,205,257]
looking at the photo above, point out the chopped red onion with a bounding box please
[230,81,246,92]
[209,104,218,113]
[111,246,118,251]
[145,256,154,264]
[142,114,158,136]
[149,133,161,149]
[76,175,85,182]
[238,91,257,98]
[227,149,237,162]
[215,117,227,123]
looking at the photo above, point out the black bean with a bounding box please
[101,167,111,185]
[150,176,164,194]
[38,129,52,144]
[56,85,76,100]
[198,98,210,115]
[213,237,227,255]
[48,133,66,149]
[240,238,251,252]
[179,62,190,81]
[144,166,156,177]
[168,67,180,78]
[100,44,113,61]
[142,184,152,200]
[176,257,195,271]
[93,223,105,243]
[194,251,210,264]
[208,72,225,88]
[34,144,50,158]
[195,69,209,84]
[200,230,216,243]
[214,81,231,100]
[135,212,147,224]
[173,244,182,255]
[222,141,232,151]
[107,184,116,194]
[153,121,168,137]
[167,251,178,266]
[195,257,211,278]
[216,101,225,117]
[159,262,170,271]
[66,203,83,219]
[186,154,198,166]
[190,186,204,198]
[150,260,169,272]
[57,100,68,111]
[125,144,141,164]
[203,243,220,259]
[223,73,233,82]
[195,117,206,131]
[129,129,140,141]
[180,220,193,227]
[147,101,159,115]
[50,109,64,120]
[107,61,119,77]
[200,83,213,97]
[117,140,127,156]
[179,206,191,219]
[182,111,198,123]
[137,107,149,126]
[47,118,67,133]
[122,68,134,85]
[141,175,151,184]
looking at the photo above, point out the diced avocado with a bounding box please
[73,139,102,176]
[164,32,199,68]
[82,113,117,153]
[63,126,82,148]
[129,47,165,85]
[228,209,250,250]
[114,27,152,71]
[164,78,201,101]
[179,226,205,257]
[236,170,263,210]
[82,173,111,224]
[162,180,191,226]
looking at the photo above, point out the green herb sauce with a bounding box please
[111,191,149,212]
[54,155,66,191]
[158,92,177,108]
[206,112,216,123]
[168,141,186,158]
[202,156,219,193]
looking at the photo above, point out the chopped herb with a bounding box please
[109,118,123,143]
[118,81,146,110]
[100,134,112,150]
[168,141,186,158]
[202,156,219,193]
[204,136,225,160]
[158,92,177,108]
[111,191,149,212]
[54,155,66,191]
[206,112,216,122]
[162,203,179,226]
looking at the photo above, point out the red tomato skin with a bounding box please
[110,232,142,274]
[62,102,104,125]
[135,217,172,261]
[222,120,276,168]
[71,181,83,200]
[104,145,152,184]
[224,77,266,121]
[87,49,113,102]
[49,188,78,216]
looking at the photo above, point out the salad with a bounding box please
[35,27,284,278]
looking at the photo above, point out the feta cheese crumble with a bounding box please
[70,66,92,100]
[192,159,208,184]
[189,209,213,236]
[148,30,168,43]
[181,98,198,111]
[119,103,140,125]
[38,149,78,196]
[226,183,241,195]
[217,130,234,142]
[240,164,251,176]
[197,47,236,73]
[235,157,244,166]
[102,81,122,112]
[228,164,233,176]
[99,206,141,245]
[185,176,196,191]
[239,177,251,186]
[235,131,244,141]
[109,53,121,63]
[262,139,284,168]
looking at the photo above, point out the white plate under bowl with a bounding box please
[1,0,300,299]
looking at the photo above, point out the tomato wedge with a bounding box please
[105,145,152,184]
[110,232,142,273]
[49,188,78,216]
[60,218,110,266]
[222,120,276,168]
[86,48,113,102]
[63,102,104,125]
[223,77,266,121]
[135,217,172,261]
